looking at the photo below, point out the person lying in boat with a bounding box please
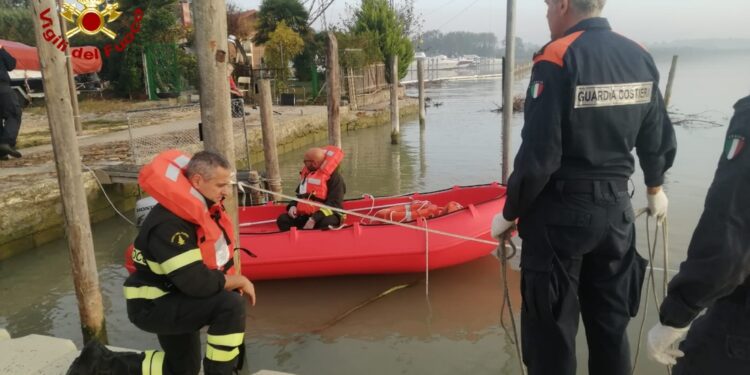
[277,146,346,231]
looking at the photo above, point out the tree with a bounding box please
[0,6,35,46]
[264,21,305,91]
[254,0,310,45]
[350,0,413,82]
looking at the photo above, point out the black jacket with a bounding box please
[125,204,227,299]
[0,47,16,85]
[660,96,750,328]
[503,18,677,220]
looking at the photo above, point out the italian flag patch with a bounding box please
[724,135,745,160]
[529,81,544,99]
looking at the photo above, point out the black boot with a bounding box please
[66,340,143,375]
[0,144,21,158]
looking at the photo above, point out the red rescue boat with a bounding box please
[237,183,506,280]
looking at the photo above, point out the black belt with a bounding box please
[550,179,629,194]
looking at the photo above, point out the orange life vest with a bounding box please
[371,200,464,223]
[125,149,236,274]
[296,146,344,215]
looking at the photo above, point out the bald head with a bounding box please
[303,147,326,171]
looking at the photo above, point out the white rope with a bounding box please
[83,163,136,227]
[238,202,427,228]
[238,182,501,246]
[424,219,430,297]
[632,212,672,375]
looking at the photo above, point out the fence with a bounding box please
[126,99,252,167]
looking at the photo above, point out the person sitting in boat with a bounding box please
[277,146,346,231]
[67,150,256,375]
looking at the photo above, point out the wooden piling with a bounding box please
[348,67,357,110]
[259,79,282,198]
[57,0,82,135]
[417,58,426,126]
[31,0,107,344]
[326,32,341,148]
[390,54,400,144]
[193,0,240,272]
[501,0,517,185]
[664,55,679,108]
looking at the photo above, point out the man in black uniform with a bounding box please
[67,151,256,375]
[648,95,750,374]
[490,1,676,374]
[0,43,22,160]
[277,147,346,231]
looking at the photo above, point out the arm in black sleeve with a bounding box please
[0,48,16,71]
[148,219,225,297]
[659,100,750,328]
[286,184,300,209]
[636,85,676,187]
[502,61,564,220]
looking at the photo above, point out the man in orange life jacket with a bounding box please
[490,1,676,374]
[277,146,346,231]
[67,151,256,375]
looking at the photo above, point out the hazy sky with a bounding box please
[235,0,750,46]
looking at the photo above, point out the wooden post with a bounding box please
[664,55,679,108]
[259,79,282,198]
[326,32,341,148]
[193,0,240,272]
[31,0,107,344]
[349,67,357,110]
[501,0,517,185]
[390,54,400,144]
[57,0,82,135]
[417,58,426,126]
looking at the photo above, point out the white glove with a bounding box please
[647,322,689,365]
[491,213,515,239]
[288,206,298,219]
[647,189,668,223]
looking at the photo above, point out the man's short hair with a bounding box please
[186,151,230,179]
[568,0,606,15]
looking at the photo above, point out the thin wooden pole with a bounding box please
[390,54,400,144]
[57,0,82,135]
[193,0,240,272]
[31,0,107,344]
[326,32,341,148]
[259,79,282,198]
[348,67,357,110]
[417,58,426,126]
[664,55,679,108]
[501,0,516,185]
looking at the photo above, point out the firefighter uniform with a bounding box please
[658,96,750,374]
[502,18,676,375]
[124,203,246,375]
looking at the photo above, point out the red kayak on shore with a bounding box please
[237,183,506,280]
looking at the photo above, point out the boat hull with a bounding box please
[238,184,506,280]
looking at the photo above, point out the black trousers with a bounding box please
[673,292,750,375]
[277,213,341,231]
[518,180,647,375]
[0,89,22,147]
[128,290,246,375]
